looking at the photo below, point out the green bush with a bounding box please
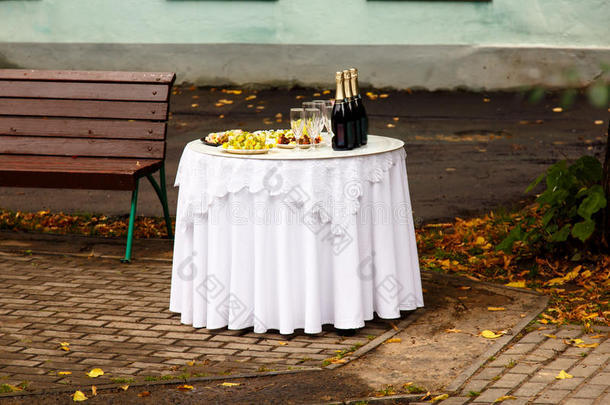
[498,156,606,252]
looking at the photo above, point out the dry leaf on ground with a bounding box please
[85,368,104,378]
[556,370,573,379]
[72,391,88,402]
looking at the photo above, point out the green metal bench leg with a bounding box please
[146,163,173,240]
[121,179,139,263]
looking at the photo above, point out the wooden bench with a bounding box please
[0,69,176,262]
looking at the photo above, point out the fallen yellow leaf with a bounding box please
[552,107,563,112]
[191,103,199,108]
[589,334,605,339]
[505,281,526,288]
[379,94,389,98]
[58,371,72,375]
[72,391,88,402]
[483,98,491,103]
[277,341,288,346]
[445,328,462,333]
[488,307,506,311]
[220,382,240,387]
[544,334,557,339]
[85,368,104,378]
[138,391,151,397]
[177,384,194,391]
[120,385,129,391]
[322,90,331,95]
[475,236,486,245]
[556,370,573,379]
[494,395,516,402]
[594,120,604,125]
[385,338,402,343]
[91,386,97,396]
[480,330,504,339]
[429,394,449,402]
[245,95,256,101]
[459,286,471,290]
[387,123,395,128]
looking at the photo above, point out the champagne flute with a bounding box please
[290,108,305,152]
[304,108,321,152]
[312,100,329,145]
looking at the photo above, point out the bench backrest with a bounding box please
[0,70,176,160]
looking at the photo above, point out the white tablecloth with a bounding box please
[170,136,424,334]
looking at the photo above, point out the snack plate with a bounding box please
[200,138,220,147]
[223,148,269,155]
[276,143,296,149]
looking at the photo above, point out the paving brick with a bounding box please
[79,358,130,366]
[120,329,165,338]
[210,335,260,344]
[472,367,505,379]
[534,388,571,403]
[545,356,579,370]
[273,346,323,354]
[224,343,273,351]
[461,379,489,395]
[127,337,176,345]
[568,364,601,378]
[149,324,198,332]
[61,319,107,327]
[188,347,239,356]
[530,369,558,383]
[503,343,536,355]
[550,376,585,390]
[554,328,582,339]
[587,373,610,386]
[471,388,510,403]
[520,330,556,344]
[1,359,42,367]
[0,365,47,375]
[82,334,130,343]
[562,398,595,405]
[487,354,523,368]
[431,397,470,405]
[513,382,548,397]
[162,332,211,341]
[491,372,528,388]
[524,349,557,362]
[509,362,541,375]
[238,350,287,358]
[538,338,568,351]
[579,354,608,366]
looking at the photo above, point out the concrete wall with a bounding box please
[0,0,609,89]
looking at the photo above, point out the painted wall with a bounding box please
[0,0,609,89]
[1,0,608,46]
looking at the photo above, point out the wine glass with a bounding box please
[290,108,305,151]
[313,100,330,145]
[304,108,321,152]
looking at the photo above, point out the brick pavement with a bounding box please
[0,251,395,392]
[414,325,609,405]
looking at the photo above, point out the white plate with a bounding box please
[276,143,296,149]
[223,148,270,155]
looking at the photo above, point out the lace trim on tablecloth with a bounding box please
[175,147,405,226]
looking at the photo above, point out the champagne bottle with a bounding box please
[343,70,360,148]
[349,67,368,145]
[331,71,350,150]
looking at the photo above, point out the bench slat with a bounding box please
[0,98,168,120]
[0,81,169,101]
[0,117,165,140]
[0,136,165,159]
[0,70,175,84]
[0,155,162,190]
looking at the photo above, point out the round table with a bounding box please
[170,135,424,334]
